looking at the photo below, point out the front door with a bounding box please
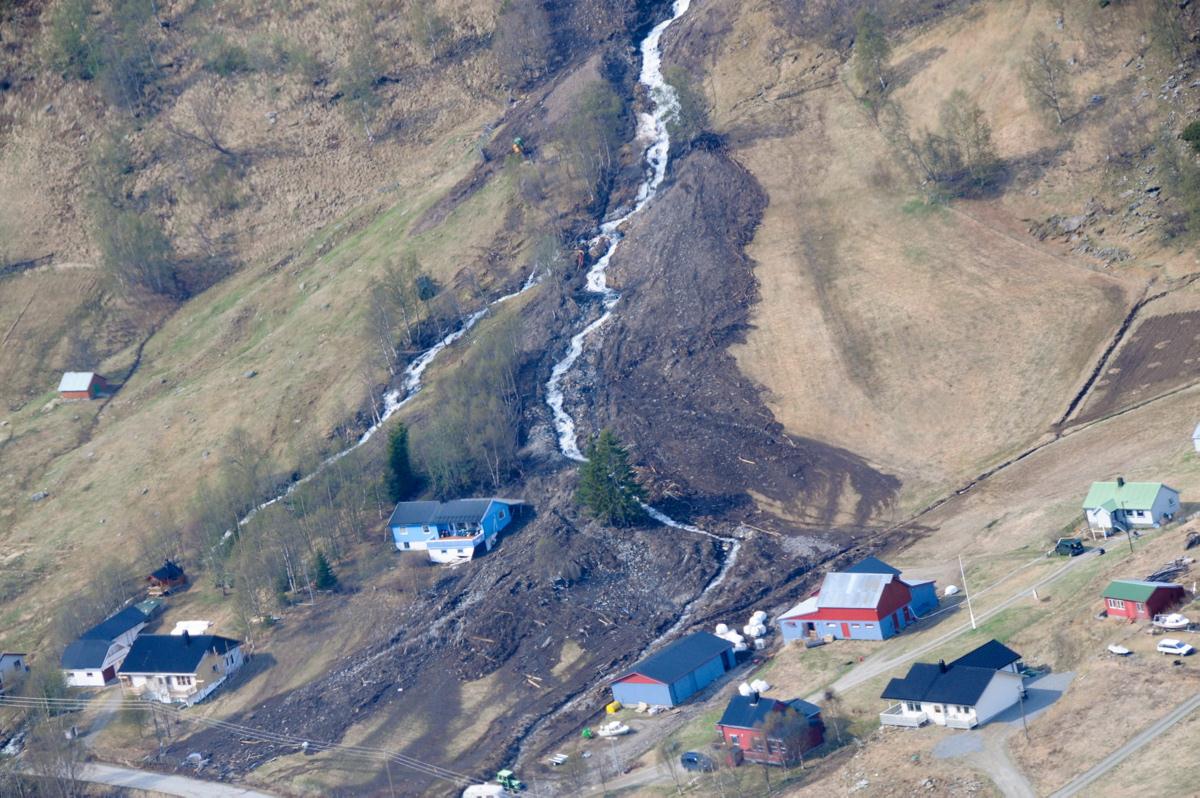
[840,622,851,638]
[892,612,900,632]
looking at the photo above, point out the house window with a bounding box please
[751,736,765,751]
[176,676,193,686]
[1109,598,1125,610]
[904,702,921,713]
[498,510,506,519]
[729,734,739,747]
[86,672,95,678]
[931,705,943,714]
[1136,602,1144,612]
[865,623,875,628]
[957,705,971,714]
[403,542,410,549]
[851,623,860,628]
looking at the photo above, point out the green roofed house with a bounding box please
[1082,477,1179,536]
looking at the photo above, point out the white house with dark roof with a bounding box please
[61,606,150,687]
[389,498,519,563]
[118,632,243,705]
[879,639,1024,729]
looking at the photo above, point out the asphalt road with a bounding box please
[1048,687,1200,798]
[76,764,278,798]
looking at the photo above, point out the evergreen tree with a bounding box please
[576,430,646,527]
[312,551,338,591]
[387,424,417,502]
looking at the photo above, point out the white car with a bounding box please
[1156,639,1195,656]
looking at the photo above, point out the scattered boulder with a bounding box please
[29,491,48,502]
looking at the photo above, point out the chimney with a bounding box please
[938,659,947,673]
[1117,476,1125,488]
[748,691,760,706]
[182,629,191,645]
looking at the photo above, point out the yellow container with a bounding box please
[605,701,622,714]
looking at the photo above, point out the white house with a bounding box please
[1082,478,1180,535]
[61,606,150,687]
[118,633,244,706]
[879,640,1025,729]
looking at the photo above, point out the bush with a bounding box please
[1183,120,1200,153]
[312,551,338,591]
[202,33,253,77]
[46,0,100,79]
[387,424,418,502]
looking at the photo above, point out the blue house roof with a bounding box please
[843,556,901,576]
[120,635,240,675]
[80,606,148,643]
[948,639,1021,671]
[61,639,113,670]
[620,632,733,685]
[881,662,1000,706]
[388,498,517,527]
[718,694,821,730]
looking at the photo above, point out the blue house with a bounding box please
[611,632,735,708]
[389,498,518,564]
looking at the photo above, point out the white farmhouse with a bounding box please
[118,632,244,706]
[60,606,149,687]
[1082,478,1180,535]
[879,639,1025,730]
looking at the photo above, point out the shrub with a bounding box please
[46,0,100,79]
[202,33,253,77]
[1182,120,1200,153]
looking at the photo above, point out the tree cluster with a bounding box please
[494,0,553,89]
[561,82,626,206]
[881,90,1002,197]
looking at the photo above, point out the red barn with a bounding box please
[147,560,187,596]
[57,372,109,400]
[715,693,824,765]
[1102,580,1185,621]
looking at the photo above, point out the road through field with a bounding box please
[71,763,278,798]
[1048,688,1200,798]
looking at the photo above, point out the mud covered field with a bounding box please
[1076,311,1200,423]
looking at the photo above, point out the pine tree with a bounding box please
[387,424,417,502]
[576,429,646,527]
[312,551,338,591]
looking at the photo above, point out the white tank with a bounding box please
[943,584,960,597]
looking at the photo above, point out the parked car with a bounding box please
[1156,639,1195,657]
[1052,538,1085,557]
[680,752,715,773]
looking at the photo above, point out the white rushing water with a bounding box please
[233,267,543,532]
[542,0,742,598]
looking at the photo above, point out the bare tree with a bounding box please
[165,87,239,160]
[1021,33,1073,127]
[494,0,553,89]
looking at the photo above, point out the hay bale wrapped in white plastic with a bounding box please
[715,623,729,635]
[754,638,766,650]
[750,679,771,693]
[738,682,753,696]
[733,642,749,652]
[750,610,767,624]
[943,585,960,597]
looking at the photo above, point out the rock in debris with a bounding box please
[244,370,258,379]
[30,491,48,502]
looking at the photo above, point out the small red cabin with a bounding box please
[57,372,109,400]
[1102,580,1185,621]
[147,560,187,596]
[716,693,824,766]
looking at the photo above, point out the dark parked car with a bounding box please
[680,752,715,773]
[1053,537,1085,557]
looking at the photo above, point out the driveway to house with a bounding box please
[932,672,1073,798]
[75,763,279,798]
[1048,687,1200,798]
[815,552,1099,701]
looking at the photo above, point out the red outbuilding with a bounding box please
[57,372,110,400]
[1102,579,1185,621]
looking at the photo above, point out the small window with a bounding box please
[403,542,410,549]
[86,672,95,678]
[213,664,218,672]
[729,734,739,746]
[1109,598,1125,610]
[851,623,860,628]
[865,623,875,628]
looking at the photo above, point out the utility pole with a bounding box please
[959,555,977,630]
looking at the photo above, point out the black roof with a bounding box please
[150,560,185,581]
[388,499,515,527]
[620,632,733,685]
[119,634,241,675]
[60,639,113,670]
[949,639,1021,671]
[843,556,901,576]
[880,662,1001,706]
[80,606,148,642]
[717,694,822,730]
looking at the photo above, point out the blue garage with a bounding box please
[610,632,735,708]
